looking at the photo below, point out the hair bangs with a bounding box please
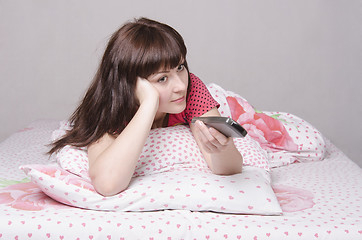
[135,26,187,78]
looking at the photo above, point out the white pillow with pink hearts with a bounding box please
[20,163,282,214]
[51,122,270,180]
[21,123,282,215]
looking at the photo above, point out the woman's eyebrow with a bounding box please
[156,69,170,74]
[148,70,169,80]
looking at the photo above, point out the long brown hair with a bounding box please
[48,18,189,155]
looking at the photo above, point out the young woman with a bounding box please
[49,18,242,196]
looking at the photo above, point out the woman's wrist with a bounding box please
[139,95,159,114]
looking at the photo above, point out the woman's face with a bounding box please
[147,63,189,115]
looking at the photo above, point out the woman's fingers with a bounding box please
[135,77,159,104]
[209,126,230,144]
[195,120,230,153]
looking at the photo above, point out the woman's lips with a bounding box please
[171,96,185,103]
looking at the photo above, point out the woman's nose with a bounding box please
[172,74,187,92]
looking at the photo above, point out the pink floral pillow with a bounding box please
[20,164,282,215]
[262,111,326,167]
[207,84,326,167]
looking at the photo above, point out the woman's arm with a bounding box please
[88,78,159,196]
[190,107,243,175]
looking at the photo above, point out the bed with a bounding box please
[1,84,361,240]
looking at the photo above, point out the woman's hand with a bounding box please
[88,77,161,197]
[136,77,159,105]
[190,108,243,175]
[193,120,232,153]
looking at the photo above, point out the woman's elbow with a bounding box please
[211,166,242,176]
[210,158,243,175]
[90,173,128,197]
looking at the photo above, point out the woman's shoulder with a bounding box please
[188,72,209,95]
[189,72,202,83]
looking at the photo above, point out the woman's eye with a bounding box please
[177,64,185,71]
[158,76,167,83]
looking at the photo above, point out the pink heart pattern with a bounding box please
[21,162,282,214]
[0,87,360,239]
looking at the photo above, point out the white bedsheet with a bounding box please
[0,120,361,239]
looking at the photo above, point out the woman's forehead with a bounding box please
[147,57,185,76]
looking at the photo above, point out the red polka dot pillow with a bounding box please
[20,123,282,215]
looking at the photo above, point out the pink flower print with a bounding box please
[65,176,96,193]
[226,96,298,152]
[273,185,315,212]
[22,164,62,179]
[28,164,96,193]
[0,182,70,211]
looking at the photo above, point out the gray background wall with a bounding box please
[1,0,361,167]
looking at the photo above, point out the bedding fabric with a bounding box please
[40,121,278,214]
[0,120,361,239]
[0,82,361,239]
